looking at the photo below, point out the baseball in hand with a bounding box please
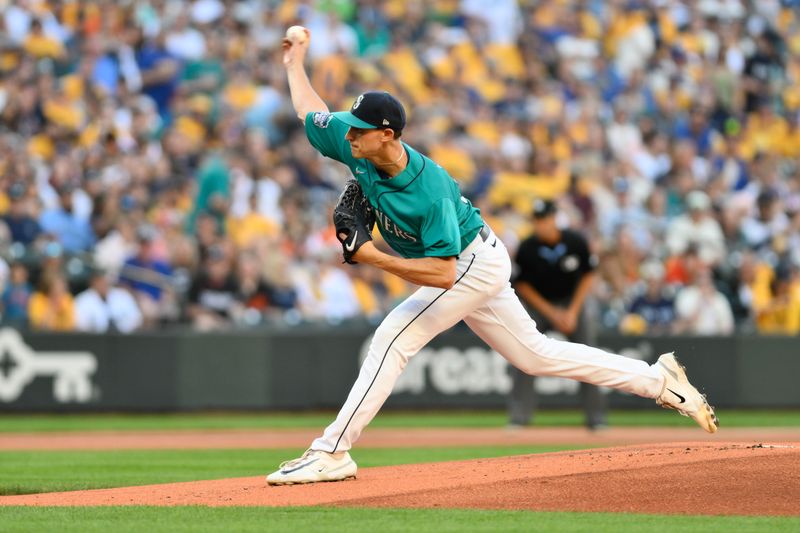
[285,25,308,44]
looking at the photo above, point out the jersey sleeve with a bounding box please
[420,198,461,257]
[304,112,354,164]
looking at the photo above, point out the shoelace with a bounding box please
[278,449,316,470]
[656,357,693,417]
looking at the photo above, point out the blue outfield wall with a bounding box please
[0,325,797,411]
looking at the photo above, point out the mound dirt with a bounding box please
[2,442,798,515]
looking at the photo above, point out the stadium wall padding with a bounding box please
[0,326,797,411]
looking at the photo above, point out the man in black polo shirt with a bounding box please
[509,199,607,430]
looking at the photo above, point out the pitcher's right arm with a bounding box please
[282,27,328,120]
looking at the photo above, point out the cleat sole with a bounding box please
[268,475,356,486]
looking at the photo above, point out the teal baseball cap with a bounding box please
[334,91,406,132]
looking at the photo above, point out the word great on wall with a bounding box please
[360,333,654,396]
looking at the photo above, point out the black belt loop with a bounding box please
[479,224,490,242]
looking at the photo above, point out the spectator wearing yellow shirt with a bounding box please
[489,149,570,216]
[23,18,65,60]
[311,51,349,106]
[349,266,382,320]
[222,66,258,112]
[428,127,477,185]
[381,41,430,104]
[227,193,279,249]
[742,104,789,157]
[28,273,76,331]
[755,269,800,335]
[43,89,86,132]
[780,115,800,158]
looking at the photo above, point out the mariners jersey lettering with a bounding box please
[306,112,484,258]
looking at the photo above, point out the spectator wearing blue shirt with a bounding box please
[134,29,180,122]
[710,133,750,192]
[38,184,95,253]
[87,36,120,96]
[627,261,676,335]
[119,224,173,305]
[119,224,175,327]
[1,262,33,326]
[673,106,715,156]
[2,183,41,245]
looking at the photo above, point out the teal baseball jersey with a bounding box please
[305,112,484,258]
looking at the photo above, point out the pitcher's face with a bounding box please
[345,127,393,158]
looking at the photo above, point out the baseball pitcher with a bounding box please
[267,27,718,486]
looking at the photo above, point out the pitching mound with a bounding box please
[2,443,798,515]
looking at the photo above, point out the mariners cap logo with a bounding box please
[353,94,365,110]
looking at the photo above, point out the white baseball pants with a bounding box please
[311,229,666,453]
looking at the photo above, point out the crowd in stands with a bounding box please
[1,0,799,335]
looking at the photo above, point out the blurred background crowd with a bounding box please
[0,0,799,335]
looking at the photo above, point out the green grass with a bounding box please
[0,413,796,530]
[0,507,797,533]
[0,445,575,495]
[1,409,798,433]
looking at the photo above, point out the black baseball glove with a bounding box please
[333,179,375,264]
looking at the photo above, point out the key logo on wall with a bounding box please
[0,328,97,403]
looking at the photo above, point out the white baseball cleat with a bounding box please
[654,352,719,433]
[266,449,357,485]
